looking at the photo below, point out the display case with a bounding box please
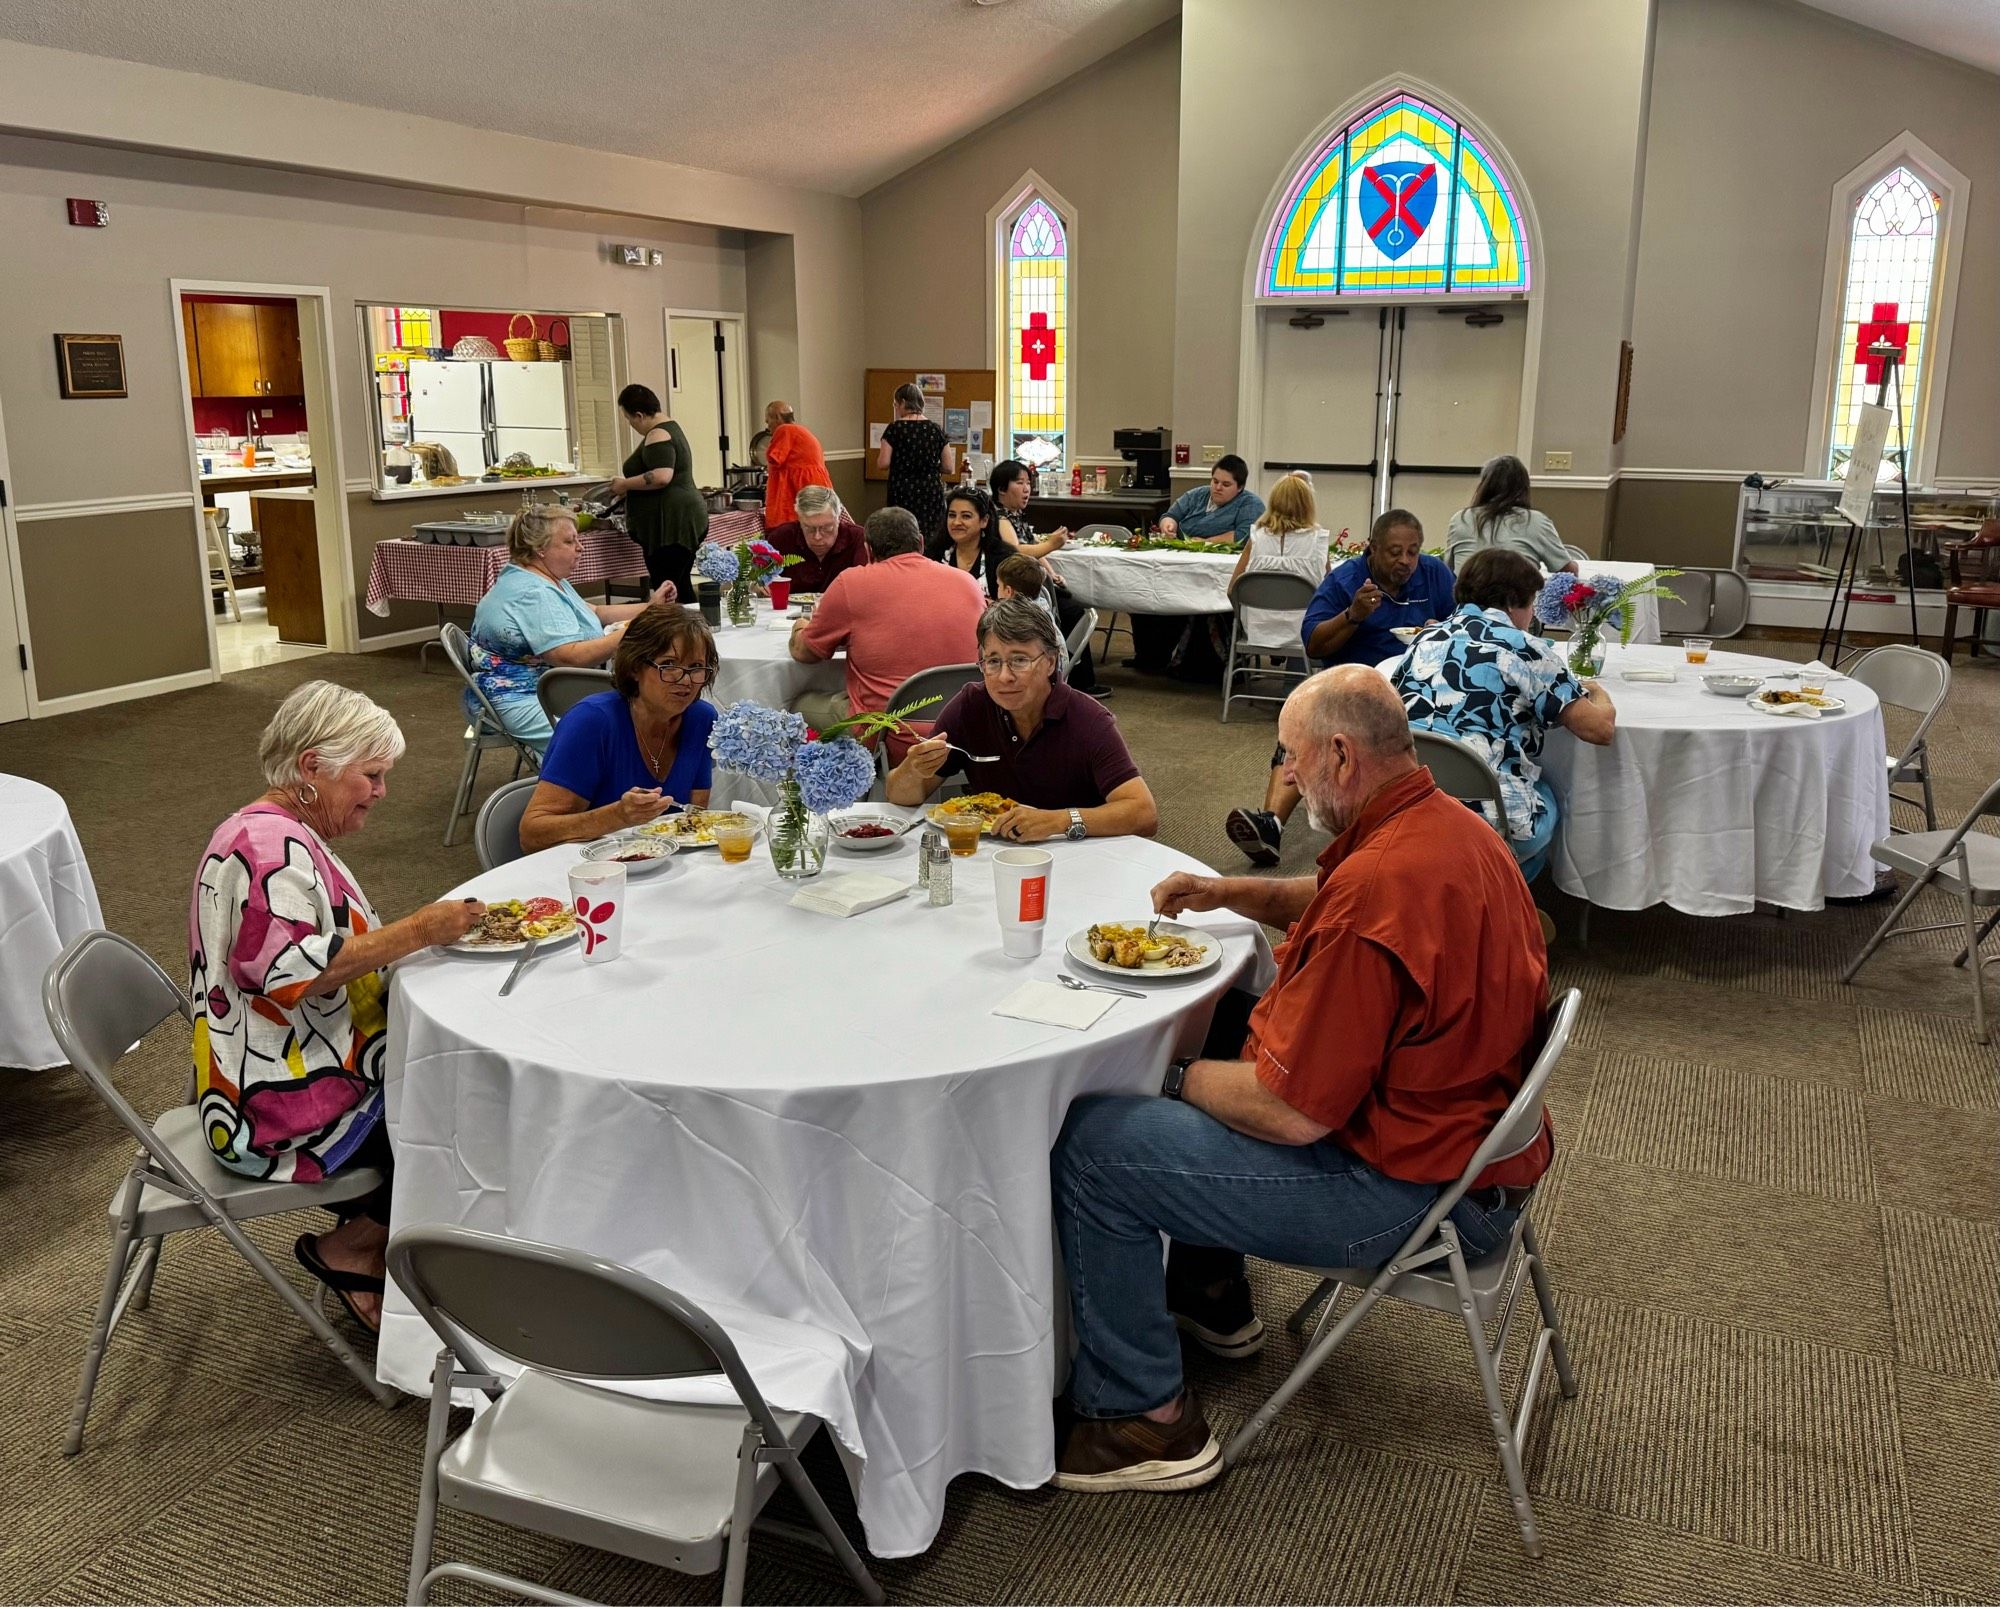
[1733,477,1998,596]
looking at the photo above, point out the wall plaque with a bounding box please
[55,333,127,399]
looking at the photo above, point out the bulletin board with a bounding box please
[863,368,996,482]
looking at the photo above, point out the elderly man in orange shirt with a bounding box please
[1049,665,1552,1494]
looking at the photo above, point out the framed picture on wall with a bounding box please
[54,333,127,399]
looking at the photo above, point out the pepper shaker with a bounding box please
[915,829,934,891]
[925,833,954,907]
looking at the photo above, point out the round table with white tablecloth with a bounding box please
[0,775,104,1069]
[709,600,843,710]
[1540,643,1891,916]
[378,831,1274,1557]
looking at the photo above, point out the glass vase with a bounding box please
[1567,620,1608,678]
[767,779,830,880]
[726,578,756,628]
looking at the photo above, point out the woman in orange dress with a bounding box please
[763,419,833,528]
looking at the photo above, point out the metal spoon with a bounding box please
[1058,973,1146,1000]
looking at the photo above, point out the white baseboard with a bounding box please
[355,625,444,652]
[32,666,215,717]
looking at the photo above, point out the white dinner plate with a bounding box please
[449,923,581,957]
[579,835,678,874]
[1750,691,1845,714]
[1064,920,1224,981]
[830,811,909,852]
[637,808,756,851]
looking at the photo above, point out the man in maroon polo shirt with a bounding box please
[762,484,870,594]
[1048,664,1550,1493]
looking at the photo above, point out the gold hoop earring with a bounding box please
[297,782,319,806]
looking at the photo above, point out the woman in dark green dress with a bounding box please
[613,383,709,605]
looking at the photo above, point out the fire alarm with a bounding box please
[1173,442,1191,466]
[66,199,109,227]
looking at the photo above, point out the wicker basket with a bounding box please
[540,317,570,362]
[504,313,541,363]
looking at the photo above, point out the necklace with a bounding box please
[636,713,676,777]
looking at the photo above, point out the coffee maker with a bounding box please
[1114,426,1171,492]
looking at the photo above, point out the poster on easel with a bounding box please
[1839,403,1892,527]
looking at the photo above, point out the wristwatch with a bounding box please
[1161,1057,1194,1101]
[1065,808,1087,841]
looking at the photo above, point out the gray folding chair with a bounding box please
[874,662,985,792]
[1221,572,1315,722]
[1073,523,1135,659]
[1225,989,1583,1557]
[388,1224,884,1607]
[538,666,614,728]
[1843,643,1950,831]
[1062,605,1098,668]
[1412,728,1513,838]
[1705,568,1750,638]
[439,622,541,848]
[41,931,395,1455]
[475,776,540,872]
[1843,771,2000,1043]
[1653,566,1749,640]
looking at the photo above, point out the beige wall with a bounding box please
[859,24,1180,460]
[1623,0,2000,478]
[1173,0,1654,477]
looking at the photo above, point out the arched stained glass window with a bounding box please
[1262,92,1529,298]
[1825,166,1940,477]
[1001,193,1069,469]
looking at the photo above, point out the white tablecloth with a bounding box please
[1541,643,1891,916]
[379,832,1275,1556]
[1050,547,1663,643]
[0,775,103,1069]
[710,604,843,711]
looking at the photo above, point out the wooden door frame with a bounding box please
[0,382,32,724]
[170,279,360,665]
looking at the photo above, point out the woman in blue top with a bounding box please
[466,505,675,751]
[1156,455,1265,546]
[518,604,719,852]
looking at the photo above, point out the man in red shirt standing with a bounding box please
[1051,665,1551,1493]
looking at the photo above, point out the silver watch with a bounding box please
[1065,808,1087,841]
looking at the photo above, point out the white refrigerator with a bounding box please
[406,360,488,477]
[407,359,575,476]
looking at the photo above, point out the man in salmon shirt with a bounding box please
[1049,665,1551,1493]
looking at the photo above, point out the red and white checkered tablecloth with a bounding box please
[365,510,768,616]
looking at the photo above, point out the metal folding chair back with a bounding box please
[1655,569,1712,638]
[1707,569,1750,637]
[475,777,540,872]
[388,1224,883,1607]
[1844,769,2000,1043]
[1074,523,1132,542]
[1845,643,1950,831]
[1063,606,1098,666]
[537,666,613,726]
[1225,989,1584,1558]
[41,930,393,1455]
[1412,728,1512,838]
[875,662,985,792]
[1221,571,1316,722]
[439,622,541,847]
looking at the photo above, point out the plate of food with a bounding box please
[1065,920,1223,980]
[1750,688,1845,713]
[925,793,1017,836]
[451,897,580,955]
[638,808,756,850]
[830,810,910,852]
[579,834,678,874]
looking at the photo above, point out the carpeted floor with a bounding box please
[0,637,1995,1605]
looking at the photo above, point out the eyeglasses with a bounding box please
[978,652,1051,677]
[650,660,714,686]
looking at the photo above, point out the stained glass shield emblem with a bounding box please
[1358,162,1438,261]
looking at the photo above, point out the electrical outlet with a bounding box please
[1202,444,1225,464]
[1543,449,1574,472]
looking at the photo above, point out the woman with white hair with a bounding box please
[466,503,676,752]
[189,681,486,1330]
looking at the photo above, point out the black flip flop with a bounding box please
[293,1232,385,1335]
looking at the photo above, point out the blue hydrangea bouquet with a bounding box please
[1533,567,1681,676]
[710,695,940,878]
[696,537,800,626]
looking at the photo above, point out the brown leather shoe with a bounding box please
[1053,1391,1223,1492]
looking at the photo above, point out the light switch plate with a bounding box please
[1202,444,1225,463]
[1544,449,1574,472]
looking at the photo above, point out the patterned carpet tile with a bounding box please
[1592,973,1865,1084]
[1574,1052,1875,1203]
[1881,1207,2000,1381]
[1863,1096,1999,1220]
[1895,1369,2000,1601]
[1859,1008,2000,1110]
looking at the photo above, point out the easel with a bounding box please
[1817,341,1923,665]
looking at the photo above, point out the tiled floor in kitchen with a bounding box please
[215,590,324,675]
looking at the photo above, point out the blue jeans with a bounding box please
[1513,779,1559,882]
[1053,1092,1516,1419]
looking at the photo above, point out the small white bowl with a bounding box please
[830,811,906,852]
[1701,673,1763,698]
[579,834,678,874]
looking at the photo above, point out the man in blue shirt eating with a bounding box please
[1300,509,1457,668]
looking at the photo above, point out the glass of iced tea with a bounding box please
[712,821,756,863]
[944,816,983,857]
[1683,637,1712,665]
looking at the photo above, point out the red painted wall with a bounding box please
[192,395,309,435]
[437,310,571,353]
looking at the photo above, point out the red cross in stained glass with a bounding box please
[1019,313,1054,381]
[1854,302,1909,385]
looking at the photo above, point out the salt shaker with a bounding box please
[914,830,933,891]
[925,834,954,907]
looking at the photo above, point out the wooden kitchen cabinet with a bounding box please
[250,491,326,645]
[186,299,304,397]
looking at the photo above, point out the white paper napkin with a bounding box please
[789,871,911,918]
[992,980,1115,1031]
[1619,666,1677,683]
[1761,700,1821,719]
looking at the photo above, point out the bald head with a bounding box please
[765,399,795,429]
[1278,666,1419,834]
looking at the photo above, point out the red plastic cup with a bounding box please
[768,577,792,612]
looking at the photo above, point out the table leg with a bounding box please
[419,603,443,673]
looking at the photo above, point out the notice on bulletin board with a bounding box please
[915,372,947,395]
[944,407,970,445]
[922,401,945,429]
[868,422,887,448]
[970,400,993,434]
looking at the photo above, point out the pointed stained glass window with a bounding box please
[1826,167,1940,477]
[1003,196,1069,470]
